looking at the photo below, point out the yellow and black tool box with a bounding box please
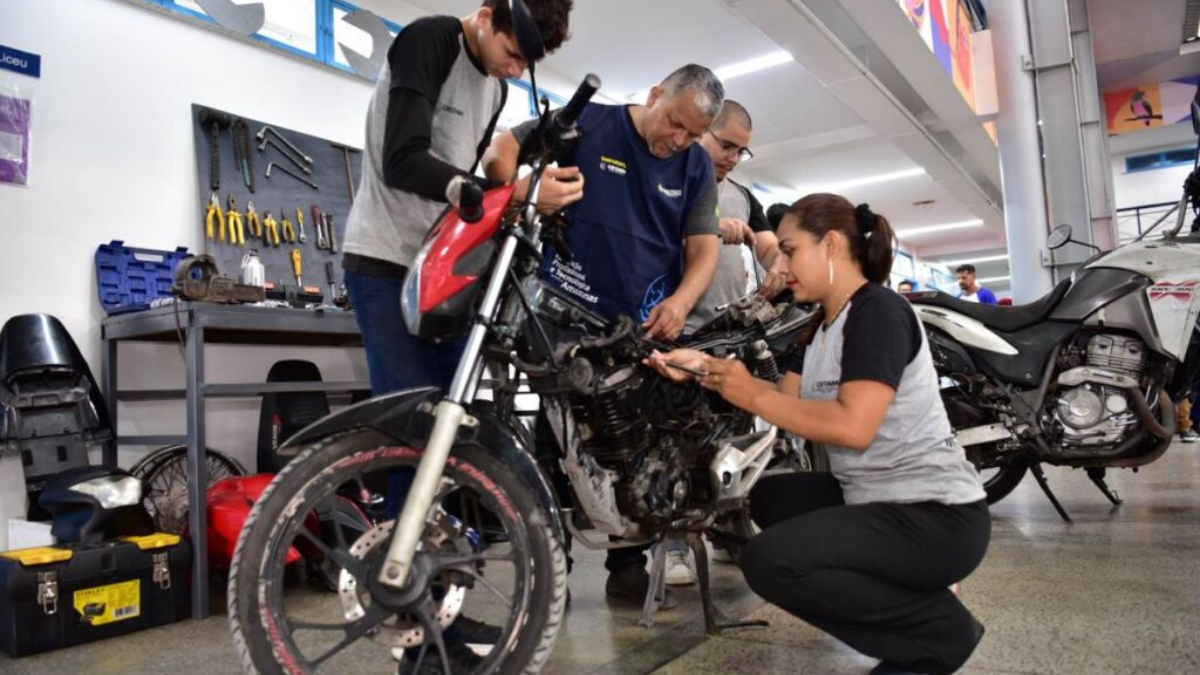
[0,533,190,656]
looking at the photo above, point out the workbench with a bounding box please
[100,301,368,619]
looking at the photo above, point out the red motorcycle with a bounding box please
[228,5,809,673]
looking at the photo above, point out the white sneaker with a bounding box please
[664,549,697,586]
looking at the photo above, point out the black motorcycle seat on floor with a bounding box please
[908,280,1071,333]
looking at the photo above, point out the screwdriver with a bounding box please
[291,248,303,286]
[325,261,336,301]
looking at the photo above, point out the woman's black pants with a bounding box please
[742,473,991,675]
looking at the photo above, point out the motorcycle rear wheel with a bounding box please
[228,429,567,675]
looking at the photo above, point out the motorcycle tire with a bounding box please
[228,429,567,675]
[131,444,247,534]
[979,459,1028,505]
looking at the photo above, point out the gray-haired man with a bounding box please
[485,64,724,604]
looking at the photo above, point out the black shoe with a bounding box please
[605,566,677,609]
[455,615,502,647]
[867,664,930,675]
[397,638,483,675]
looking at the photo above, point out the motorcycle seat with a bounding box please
[907,280,1071,333]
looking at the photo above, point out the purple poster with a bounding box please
[0,85,32,187]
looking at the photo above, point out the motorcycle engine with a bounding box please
[1053,334,1146,448]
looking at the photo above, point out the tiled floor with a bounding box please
[3,444,1198,675]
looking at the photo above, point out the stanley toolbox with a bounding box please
[0,533,191,656]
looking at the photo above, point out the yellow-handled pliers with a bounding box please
[280,208,297,243]
[246,201,263,240]
[205,192,225,242]
[226,196,245,246]
[263,211,281,247]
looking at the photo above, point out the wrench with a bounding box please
[258,138,312,174]
[266,162,319,190]
[256,126,313,165]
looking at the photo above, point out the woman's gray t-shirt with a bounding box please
[792,284,986,506]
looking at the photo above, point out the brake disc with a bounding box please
[337,520,465,650]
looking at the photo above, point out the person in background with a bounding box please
[767,202,789,232]
[666,100,782,585]
[955,264,997,304]
[897,280,915,294]
[684,100,787,334]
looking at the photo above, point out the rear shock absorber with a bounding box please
[752,340,781,382]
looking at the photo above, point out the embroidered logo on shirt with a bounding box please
[441,104,466,117]
[813,379,840,393]
[657,184,683,198]
[600,155,627,176]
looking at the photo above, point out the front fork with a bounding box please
[379,167,547,588]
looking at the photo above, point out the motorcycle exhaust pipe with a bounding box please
[1130,388,1172,441]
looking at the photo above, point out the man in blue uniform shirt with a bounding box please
[485,64,723,602]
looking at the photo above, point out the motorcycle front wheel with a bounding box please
[228,429,567,675]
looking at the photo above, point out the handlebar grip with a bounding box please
[556,74,602,128]
[459,180,485,223]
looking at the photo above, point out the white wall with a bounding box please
[0,0,430,470]
[1109,123,1195,210]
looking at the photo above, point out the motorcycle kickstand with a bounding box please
[1086,467,1123,506]
[1029,463,1072,522]
[686,532,768,636]
[638,540,670,628]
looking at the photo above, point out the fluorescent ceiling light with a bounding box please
[714,51,794,81]
[978,276,1011,284]
[895,219,984,237]
[941,253,1009,266]
[799,167,927,194]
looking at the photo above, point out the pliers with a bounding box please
[280,208,297,243]
[226,196,245,246]
[263,211,281,247]
[246,201,263,240]
[205,192,225,242]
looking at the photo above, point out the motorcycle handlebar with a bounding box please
[555,74,601,129]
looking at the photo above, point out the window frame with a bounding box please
[1124,147,1199,174]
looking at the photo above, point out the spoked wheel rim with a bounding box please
[256,448,533,674]
[137,447,244,534]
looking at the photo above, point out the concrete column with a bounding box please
[990,0,1054,302]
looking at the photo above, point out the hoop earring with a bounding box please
[828,257,834,285]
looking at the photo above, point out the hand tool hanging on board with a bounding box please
[246,201,263,239]
[329,142,361,200]
[227,195,246,246]
[280,208,297,243]
[325,261,336,300]
[255,126,313,165]
[266,162,319,190]
[205,193,225,242]
[263,210,281,247]
[324,213,338,253]
[233,118,255,193]
[290,248,303,286]
[198,108,231,192]
[311,205,327,249]
[295,208,307,244]
[259,137,312,174]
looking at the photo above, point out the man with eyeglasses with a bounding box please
[682,100,788,336]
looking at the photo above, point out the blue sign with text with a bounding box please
[0,45,41,79]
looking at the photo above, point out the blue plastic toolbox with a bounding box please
[95,241,192,315]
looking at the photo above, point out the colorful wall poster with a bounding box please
[896,0,977,110]
[1105,76,1200,135]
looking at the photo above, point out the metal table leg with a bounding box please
[101,337,119,467]
[185,324,210,619]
